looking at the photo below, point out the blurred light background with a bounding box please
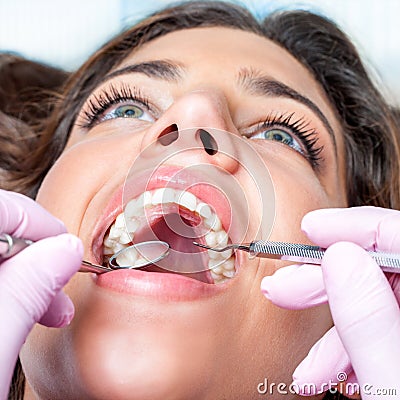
[0,0,399,105]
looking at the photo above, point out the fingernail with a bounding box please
[65,234,84,256]
[54,216,67,232]
[57,297,75,327]
[59,311,74,327]
[260,276,272,298]
[301,208,340,234]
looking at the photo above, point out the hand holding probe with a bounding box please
[193,240,400,273]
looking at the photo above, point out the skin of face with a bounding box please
[20,27,347,399]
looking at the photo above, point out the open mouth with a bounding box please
[102,187,236,285]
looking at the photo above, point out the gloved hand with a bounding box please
[0,189,83,400]
[261,207,400,399]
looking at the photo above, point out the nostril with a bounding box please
[158,124,179,146]
[198,129,218,156]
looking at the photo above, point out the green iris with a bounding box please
[261,129,293,145]
[114,105,144,119]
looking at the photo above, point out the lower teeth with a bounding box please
[103,251,236,285]
[102,189,236,284]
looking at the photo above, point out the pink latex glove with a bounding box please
[261,207,400,399]
[0,190,83,399]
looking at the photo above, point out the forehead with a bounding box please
[118,28,333,114]
[115,27,340,135]
[123,27,303,77]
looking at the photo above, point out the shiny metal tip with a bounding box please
[192,241,241,252]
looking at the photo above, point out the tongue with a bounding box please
[134,206,211,283]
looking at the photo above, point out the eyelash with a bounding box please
[79,83,151,128]
[252,112,324,167]
[79,86,323,167]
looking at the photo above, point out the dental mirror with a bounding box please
[109,241,170,269]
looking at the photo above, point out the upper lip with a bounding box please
[90,165,235,264]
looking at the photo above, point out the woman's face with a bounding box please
[21,27,346,399]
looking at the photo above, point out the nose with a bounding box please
[140,91,240,174]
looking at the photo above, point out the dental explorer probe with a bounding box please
[193,240,400,274]
[0,233,170,274]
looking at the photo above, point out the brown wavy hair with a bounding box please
[4,1,399,398]
[0,54,68,198]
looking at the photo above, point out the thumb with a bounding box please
[0,233,82,400]
[39,291,75,328]
[0,233,83,326]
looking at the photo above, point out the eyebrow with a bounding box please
[103,60,183,83]
[237,68,337,149]
[100,61,336,149]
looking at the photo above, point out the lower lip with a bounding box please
[95,268,226,301]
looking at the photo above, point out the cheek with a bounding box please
[36,133,136,232]
[36,147,105,233]
[266,157,341,243]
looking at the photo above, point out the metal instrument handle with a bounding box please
[249,240,400,273]
[0,234,32,261]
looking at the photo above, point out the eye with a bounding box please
[250,128,303,153]
[103,103,154,123]
[115,104,144,118]
[100,104,154,122]
[78,84,156,129]
[243,113,324,169]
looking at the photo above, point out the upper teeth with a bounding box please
[103,187,236,284]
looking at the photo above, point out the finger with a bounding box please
[292,326,352,395]
[39,291,75,328]
[323,242,400,389]
[261,264,327,309]
[302,206,400,252]
[0,233,83,325]
[0,189,66,239]
[0,234,82,400]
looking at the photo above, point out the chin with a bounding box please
[74,351,211,400]
[48,284,221,400]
